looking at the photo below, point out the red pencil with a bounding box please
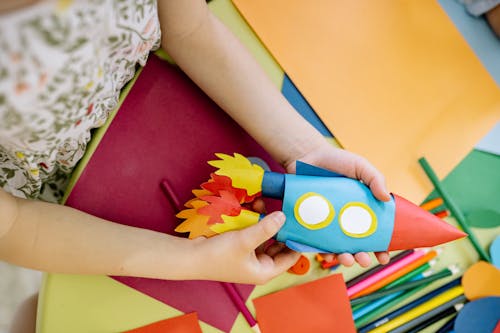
[222,282,261,333]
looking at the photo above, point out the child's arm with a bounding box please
[158,0,322,168]
[158,0,390,266]
[0,189,297,284]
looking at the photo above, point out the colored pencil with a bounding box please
[160,179,183,212]
[388,295,466,333]
[356,281,429,329]
[345,250,414,287]
[222,282,261,333]
[367,285,464,333]
[406,307,459,333]
[347,249,427,297]
[350,266,456,306]
[351,249,438,298]
[357,277,461,332]
[434,210,450,219]
[420,197,444,211]
[418,157,490,262]
[435,314,458,333]
[351,263,431,312]
[352,263,432,320]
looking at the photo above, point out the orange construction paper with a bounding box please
[232,0,500,203]
[123,312,202,333]
[462,261,500,301]
[253,274,356,333]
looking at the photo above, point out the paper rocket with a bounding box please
[175,153,466,253]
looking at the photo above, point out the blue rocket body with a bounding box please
[262,162,396,253]
[278,174,396,253]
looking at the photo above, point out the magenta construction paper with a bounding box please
[65,54,283,332]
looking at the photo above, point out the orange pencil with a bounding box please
[350,249,438,298]
[420,197,444,211]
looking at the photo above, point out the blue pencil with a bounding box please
[357,277,461,333]
[353,289,405,321]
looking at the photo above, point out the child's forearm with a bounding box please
[158,1,326,166]
[0,193,195,279]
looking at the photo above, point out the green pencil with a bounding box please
[351,262,432,311]
[418,157,490,262]
[350,266,457,306]
[355,283,428,328]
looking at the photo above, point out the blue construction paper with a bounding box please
[490,235,500,269]
[475,122,500,156]
[285,240,328,253]
[296,161,343,178]
[281,74,333,137]
[439,0,500,86]
[454,297,500,333]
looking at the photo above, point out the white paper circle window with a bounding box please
[338,202,377,238]
[294,192,334,230]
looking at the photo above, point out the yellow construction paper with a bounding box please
[232,0,500,202]
[37,274,220,333]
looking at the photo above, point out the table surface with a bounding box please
[36,1,500,332]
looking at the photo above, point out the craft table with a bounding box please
[36,1,500,332]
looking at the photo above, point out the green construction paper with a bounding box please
[466,209,500,229]
[419,157,491,262]
[434,150,500,223]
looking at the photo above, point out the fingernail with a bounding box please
[269,211,285,227]
[381,253,390,264]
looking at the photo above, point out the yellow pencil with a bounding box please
[368,285,464,333]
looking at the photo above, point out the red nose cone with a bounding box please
[387,195,467,251]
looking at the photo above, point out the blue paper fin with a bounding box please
[285,239,330,253]
[296,161,343,177]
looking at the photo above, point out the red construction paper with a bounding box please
[65,54,284,332]
[124,312,202,333]
[253,274,356,333]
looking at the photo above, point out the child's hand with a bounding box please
[189,211,300,285]
[283,141,391,268]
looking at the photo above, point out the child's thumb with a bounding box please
[241,211,285,250]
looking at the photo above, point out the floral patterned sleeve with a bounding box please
[0,0,161,202]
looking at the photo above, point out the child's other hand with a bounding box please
[284,141,391,268]
[191,211,300,285]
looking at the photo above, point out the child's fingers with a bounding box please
[354,158,390,202]
[257,247,300,279]
[368,176,391,202]
[374,251,390,264]
[238,211,285,252]
[354,252,372,267]
[337,253,356,267]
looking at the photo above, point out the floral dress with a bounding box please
[0,0,161,202]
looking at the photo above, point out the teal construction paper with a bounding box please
[475,121,500,156]
[439,0,500,86]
